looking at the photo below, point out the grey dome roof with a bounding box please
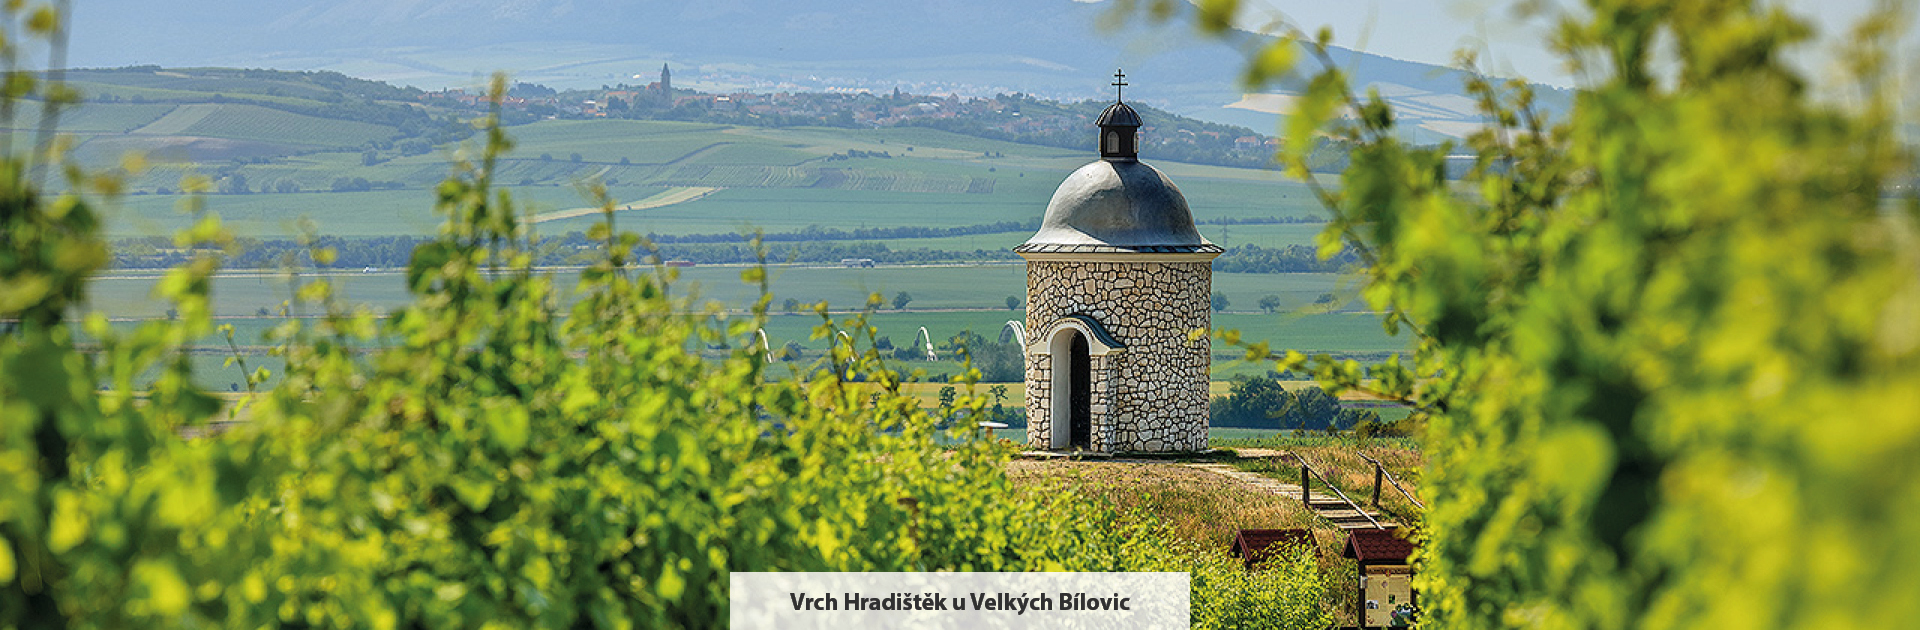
[1094,101,1141,127]
[1015,160,1220,253]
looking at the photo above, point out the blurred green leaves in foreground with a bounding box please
[1147,0,1920,627]
[0,7,1330,630]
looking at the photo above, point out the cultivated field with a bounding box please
[66,71,1403,410]
[146,103,394,147]
[1,101,178,132]
[80,113,1325,239]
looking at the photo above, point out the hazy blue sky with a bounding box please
[1234,0,1908,86]
[51,0,1913,106]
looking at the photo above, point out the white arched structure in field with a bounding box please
[835,330,856,374]
[916,326,937,361]
[1000,320,1026,346]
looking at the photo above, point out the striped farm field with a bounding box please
[681,142,819,166]
[86,114,1330,246]
[813,168,981,194]
[503,120,802,165]
[557,183,1058,235]
[2,101,179,133]
[152,103,395,147]
[96,184,682,238]
[759,125,1084,161]
[652,165,815,188]
[131,103,223,135]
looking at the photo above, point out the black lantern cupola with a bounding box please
[1096,69,1141,162]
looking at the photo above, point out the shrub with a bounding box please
[1210,375,1368,431]
[1188,542,1328,630]
[1172,0,1920,627]
[0,57,1329,627]
[942,331,1022,382]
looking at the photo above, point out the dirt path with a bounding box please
[528,185,719,224]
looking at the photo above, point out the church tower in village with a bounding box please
[1018,72,1221,453]
[659,64,672,96]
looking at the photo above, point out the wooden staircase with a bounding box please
[1185,459,1402,530]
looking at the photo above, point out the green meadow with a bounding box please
[80,113,1324,241]
[86,306,1403,391]
[98,185,689,238]
[130,103,394,146]
[3,101,178,132]
[751,310,1401,357]
[64,71,1396,395]
[84,265,1362,323]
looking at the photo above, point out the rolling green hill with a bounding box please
[2,101,176,132]
[144,102,395,146]
[52,67,1324,248]
[21,67,463,170]
[93,114,1318,243]
[64,66,1388,366]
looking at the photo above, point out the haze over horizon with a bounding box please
[53,0,1910,139]
[69,0,1900,87]
[1232,0,1904,88]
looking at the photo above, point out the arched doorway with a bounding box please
[1050,329,1093,449]
[1069,333,1091,448]
[1035,315,1125,451]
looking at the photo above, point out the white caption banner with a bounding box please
[730,572,1189,630]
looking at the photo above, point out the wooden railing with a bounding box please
[1359,452,1424,510]
[1297,456,1386,530]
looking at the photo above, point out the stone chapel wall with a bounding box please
[1024,259,1211,452]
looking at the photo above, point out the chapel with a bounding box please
[1017,74,1220,453]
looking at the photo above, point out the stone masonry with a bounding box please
[1024,259,1211,452]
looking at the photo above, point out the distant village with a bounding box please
[419,65,1285,170]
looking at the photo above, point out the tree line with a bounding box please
[108,234,1368,274]
[1210,244,1362,274]
[1208,374,1382,432]
[643,220,1040,244]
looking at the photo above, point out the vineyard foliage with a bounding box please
[1152,0,1920,627]
[0,10,1331,629]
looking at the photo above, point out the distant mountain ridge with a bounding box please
[70,0,1566,140]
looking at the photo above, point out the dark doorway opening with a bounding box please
[1069,331,1091,449]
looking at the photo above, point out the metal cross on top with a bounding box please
[1113,69,1127,101]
